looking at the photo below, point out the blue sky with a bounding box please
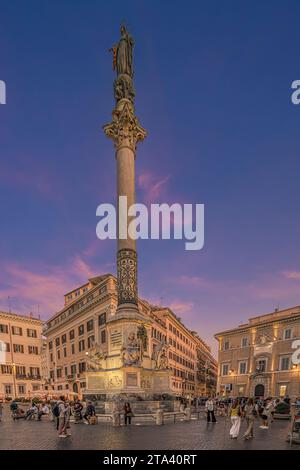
[1,0,300,355]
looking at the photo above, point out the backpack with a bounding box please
[52,404,60,418]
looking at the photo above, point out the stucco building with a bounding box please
[43,274,216,399]
[0,311,44,399]
[215,305,300,399]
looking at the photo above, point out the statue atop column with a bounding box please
[110,25,135,104]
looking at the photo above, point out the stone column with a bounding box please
[103,98,146,311]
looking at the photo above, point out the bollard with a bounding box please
[185,407,191,421]
[112,411,121,427]
[156,408,164,425]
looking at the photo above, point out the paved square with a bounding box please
[0,406,297,450]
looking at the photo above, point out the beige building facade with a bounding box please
[215,306,300,399]
[44,274,217,399]
[0,311,44,399]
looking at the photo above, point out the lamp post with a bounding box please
[12,362,17,400]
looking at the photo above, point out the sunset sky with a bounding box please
[1,1,300,356]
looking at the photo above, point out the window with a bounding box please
[49,341,53,350]
[1,365,12,374]
[27,328,37,338]
[0,342,10,352]
[18,385,26,395]
[57,368,62,378]
[69,330,75,340]
[71,343,75,354]
[65,367,68,376]
[57,350,61,360]
[63,347,67,357]
[62,334,67,344]
[50,353,53,362]
[223,340,230,350]
[88,335,95,349]
[79,339,85,352]
[222,364,229,376]
[55,337,60,347]
[79,362,86,373]
[70,364,76,375]
[87,319,94,332]
[284,329,292,340]
[239,362,247,374]
[78,324,84,336]
[13,344,24,353]
[241,337,248,348]
[12,326,22,336]
[0,324,8,334]
[29,367,40,377]
[32,384,40,391]
[28,345,39,355]
[98,313,106,326]
[280,356,290,371]
[279,385,287,397]
[16,366,26,376]
[4,384,12,394]
[257,359,266,372]
[101,330,106,344]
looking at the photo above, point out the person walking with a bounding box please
[57,396,67,438]
[205,396,217,423]
[260,398,272,429]
[63,401,72,436]
[242,398,257,440]
[124,402,133,425]
[229,399,242,439]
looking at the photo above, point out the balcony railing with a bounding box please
[15,373,41,380]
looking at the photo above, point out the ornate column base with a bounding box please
[117,248,138,308]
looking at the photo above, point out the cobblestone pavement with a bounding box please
[0,406,297,450]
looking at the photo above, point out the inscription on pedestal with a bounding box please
[110,329,122,351]
[126,372,138,387]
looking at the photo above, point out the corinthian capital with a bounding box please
[103,100,147,153]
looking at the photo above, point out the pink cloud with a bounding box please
[138,171,171,203]
[0,256,104,319]
[168,300,194,314]
[282,271,300,280]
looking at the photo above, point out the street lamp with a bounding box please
[12,362,17,400]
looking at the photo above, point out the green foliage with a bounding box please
[275,401,290,414]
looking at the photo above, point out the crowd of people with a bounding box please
[202,394,300,440]
[5,397,135,437]
[1,394,299,442]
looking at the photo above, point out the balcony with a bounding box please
[15,373,41,380]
